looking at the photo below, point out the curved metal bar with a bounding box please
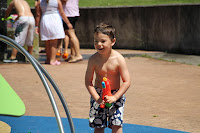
[31,56,76,133]
[0,35,65,133]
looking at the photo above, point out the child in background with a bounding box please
[85,22,131,133]
[3,0,35,63]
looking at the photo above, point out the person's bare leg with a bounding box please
[50,39,58,63]
[10,48,18,59]
[62,34,70,60]
[50,39,61,65]
[57,40,63,55]
[66,29,82,62]
[112,126,122,133]
[65,30,74,59]
[45,41,51,64]
[94,128,105,133]
[28,46,33,55]
[63,33,69,54]
[70,45,75,59]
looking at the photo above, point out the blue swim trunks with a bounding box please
[89,87,126,129]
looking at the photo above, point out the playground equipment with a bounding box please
[0,34,75,133]
[0,74,25,116]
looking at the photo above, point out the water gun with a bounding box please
[1,16,14,22]
[2,14,18,22]
[100,77,113,108]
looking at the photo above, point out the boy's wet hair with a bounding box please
[94,22,115,40]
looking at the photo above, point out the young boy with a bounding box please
[85,22,131,133]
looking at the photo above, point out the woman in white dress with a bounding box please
[35,0,72,65]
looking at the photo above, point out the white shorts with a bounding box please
[15,16,35,46]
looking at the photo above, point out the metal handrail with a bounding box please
[0,34,75,133]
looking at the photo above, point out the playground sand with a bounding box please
[0,121,11,133]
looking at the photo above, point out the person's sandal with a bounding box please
[68,57,83,63]
[56,52,62,56]
[3,58,18,63]
[50,60,61,65]
[62,53,69,60]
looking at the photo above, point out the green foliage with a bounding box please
[7,0,200,7]
[140,54,152,58]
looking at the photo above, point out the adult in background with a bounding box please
[57,0,83,63]
[3,0,35,63]
[35,0,73,65]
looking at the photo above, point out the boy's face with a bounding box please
[94,33,115,54]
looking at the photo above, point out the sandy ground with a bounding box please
[0,49,200,133]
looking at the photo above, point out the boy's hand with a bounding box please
[96,97,105,105]
[105,95,117,104]
[100,100,105,107]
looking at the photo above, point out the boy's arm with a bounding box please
[107,55,131,103]
[4,1,14,18]
[85,57,102,104]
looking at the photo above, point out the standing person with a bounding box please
[57,0,83,63]
[3,0,35,63]
[85,22,131,133]
[35,0,73,65]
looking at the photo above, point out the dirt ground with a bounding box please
[0,49,200,133]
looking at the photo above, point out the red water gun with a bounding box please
[100,77,113,108]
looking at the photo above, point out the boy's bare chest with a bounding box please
[95,59,119,75]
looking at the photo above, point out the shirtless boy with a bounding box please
[85,22,131,133]
[3,0,35,63]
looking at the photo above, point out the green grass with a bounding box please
[79,0,200,7]
[140,54,152,58]
[7,0,200,7]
